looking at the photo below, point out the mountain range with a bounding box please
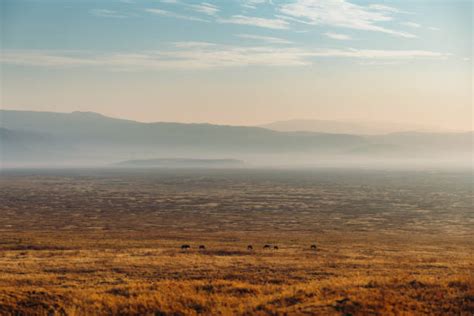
[260,119,458,135]
[0,110,472,168]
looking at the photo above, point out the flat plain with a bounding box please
[0,168,472,315]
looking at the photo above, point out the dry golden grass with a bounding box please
[0,169,472,315]
[0,231,472,315]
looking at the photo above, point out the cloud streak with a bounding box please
[324,32,352,40]
[218,15,289,29]
[1,46,449,71]
[241,0,272,10]
[236,34,292,44]
[401,21,421,28]
[90,9,128,18]
[190,2,219,16]
[145,8,208,22]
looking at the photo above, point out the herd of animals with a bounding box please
[180,244,318,251]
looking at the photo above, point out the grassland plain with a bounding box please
[0,168,472,315]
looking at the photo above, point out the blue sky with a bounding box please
[1,0,472,129]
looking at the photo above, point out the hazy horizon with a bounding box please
[1,0,472,130]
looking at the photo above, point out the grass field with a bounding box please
[0,168,472,315]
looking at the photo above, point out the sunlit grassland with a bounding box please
[0,169,472,315]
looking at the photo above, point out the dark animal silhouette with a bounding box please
[273,246,279,250]
[247,245,253,250]
[181,244,191,250]
[199,245,206,250]
[311,244,317,250]
[263,244,271,249]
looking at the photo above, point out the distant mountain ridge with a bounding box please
[0,109,363,147]
[0,110,472,167]
[0,110,365,165]
[260,119,458,135]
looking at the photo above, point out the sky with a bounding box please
[0,0,472,129]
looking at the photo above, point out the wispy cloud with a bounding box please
[368,4,406,14]
[311,49,449,59]
[1,46,449,71]
[241,0,272,10]
[161,1,219,16]
[145,8,208,22]
[90,9,127,18]
[279,0,416,38]
[173,41,217,48]
[401,21,421,28]
[218,15,289,29]
[324,32,352,40]
[190,2,219,16]
[236,34,292,44]
[0,47,309,69]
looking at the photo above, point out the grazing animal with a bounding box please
[311,244,317,250]
[199,245,206,250]
[263,244,271,249]
[273,246,279,250]
[181,244,191,250]
[247,245,253,250]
